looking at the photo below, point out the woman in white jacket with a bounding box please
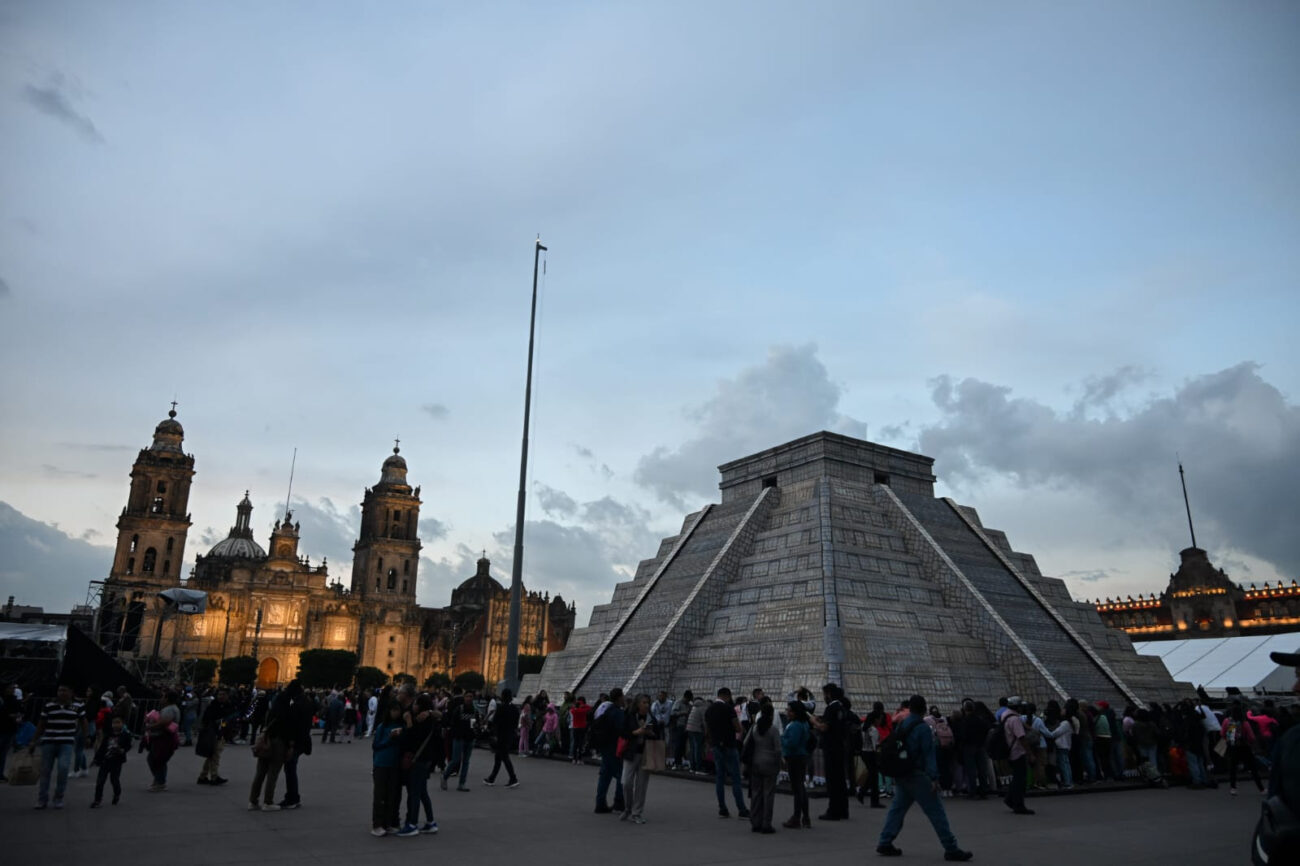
[1045,700,1075,790]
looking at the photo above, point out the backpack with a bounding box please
[588,706,614,750]
[986,717,1011,761]
[877,717,923,777]
[932,717,954,748]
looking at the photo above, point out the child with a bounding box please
[92,716,132,807]
[370,702,404,836]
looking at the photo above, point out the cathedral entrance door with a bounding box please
[257,657,279,689]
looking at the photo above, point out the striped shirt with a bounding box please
[40,700,84,744]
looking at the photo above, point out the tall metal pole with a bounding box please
[1178,460,1198,549]
[504,236,546,693]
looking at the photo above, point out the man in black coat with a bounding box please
[279,688,316,809]
[483,688,520,788]
[818,683,852,821]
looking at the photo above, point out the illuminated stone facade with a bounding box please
[96,410,575,687]
[1092,546,1300,640]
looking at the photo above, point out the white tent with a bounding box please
[0,622,67,643]
[1133,633,1300,696]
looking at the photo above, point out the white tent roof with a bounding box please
[1133,633,1300,694]
[0,622,67,643]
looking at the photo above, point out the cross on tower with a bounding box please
[170,400,178,413]
[393,436,400,453]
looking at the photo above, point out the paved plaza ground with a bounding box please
[3,741,1259,864]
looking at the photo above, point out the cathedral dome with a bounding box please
[207,535,267,560]
[150,408,185,453]
[380,443,408,485]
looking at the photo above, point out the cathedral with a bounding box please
[94,408,576,688]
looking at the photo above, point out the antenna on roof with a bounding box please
[284,447,298,522]
[1178,456,1197,549]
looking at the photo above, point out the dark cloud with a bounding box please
[41,464,97,479]
[634,344,866,506]
[0,501,111,610]
[22,76,104,144]
[56,442,133,452]
[277,496,362,570]
[418,515,448,542]
[80,528,102,541]
[918,362,1300,577]
[420,403,450,420]
[1059,568,1121,584]
[1070,365,1153,419]
[535,483,578,518]
[569,444,615,480]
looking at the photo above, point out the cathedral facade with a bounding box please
[95,410,575,688]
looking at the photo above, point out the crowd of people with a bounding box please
[3,674,1297,856]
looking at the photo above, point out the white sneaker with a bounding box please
[370,828,386,837]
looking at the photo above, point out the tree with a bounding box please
[453,671,486,692]
[297,649,359,689]
[393,672,416,685]
[219,655,257,687]
[519,654,545,676]
[424,671,452,690]
[354,666,388,692]
[192,658,217,684]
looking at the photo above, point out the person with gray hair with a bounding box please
[619,694,658,824]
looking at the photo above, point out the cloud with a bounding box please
[569,444,615,480]
[0,501,111,610]
[1059,568,1121,584]
[22,75,104,144]
[420,403,449,420]
[279,496,362,569]
[634,344,866,506]
[917,362,1300,577]
[0,277,10,298]
[56,442,134,452]
[41,464,97,479]
[418,515,448,542]
[535,483,578,518]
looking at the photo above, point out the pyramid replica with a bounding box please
[526,432,1186,708]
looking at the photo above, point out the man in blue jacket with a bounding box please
[876,694,972,862]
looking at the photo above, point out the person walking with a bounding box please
[745,699,782,833]
[1223,703,1265,795]
[247,683,296,811]
[782,700,814,828]
[91,715,132,807]
[592,689,627,813]
[440,691,479,792]
[279,685,316,809]
[146,690,181,791]
[484,688,521,789]
[619,694,658,824]
[371,701,404,836]
[875,695,973,861]
[397,693,441,836]
[197,686,237,785]
[706,687,749,819]
[30,683,85,809]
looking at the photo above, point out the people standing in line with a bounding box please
[705,686,749,819]
[874,694,973,862]
[371,700,404,836]
[568,696,590,763]
[397,693,441,836]
[30,683,85,809]
[484,688,521,789]
[781,700,814,828]
[744,699,781,834]
[1044,700,1075,790]
[441,691,479,792]
[279,685,316,809]
[815,682,851,821]
[91,716,132,807]
[1003,697,1036,815]
[685,691,708,774]
[247,683,295,811]
[668,690,692,769]
[619,694,658,824]
[858,702,887,808]
[592,688,627,814]
[197,686,237,785]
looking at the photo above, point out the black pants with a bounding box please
[487,747,517,784]
[824,748,849,818]
[862,751,882,805]
[94,761,122,802]
[282,752,301,805]
[787,755,810,821]
[1005,755,1028,810]
[372,765,401,829]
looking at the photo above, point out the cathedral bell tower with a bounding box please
[350,442,422,602]
[100,405,195,655]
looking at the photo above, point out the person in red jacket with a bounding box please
[569,697,591,764]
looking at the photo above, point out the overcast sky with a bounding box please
[2,1,1296,620]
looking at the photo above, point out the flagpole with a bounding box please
[504,236,546,694]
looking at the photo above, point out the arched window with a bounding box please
[375,578,380,591]
[156,480,167,494]
[130,534,139,553]
[166,537,174,553]
[162,559,170,575]
[403,560,409,575]
[126,557,135,575]
[387,568,397,590]
[377,557,383,575]
[402,580,408,593]
[142,548,157,573]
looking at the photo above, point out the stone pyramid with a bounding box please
[527,432,1185,708]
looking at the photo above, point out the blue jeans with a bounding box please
[596,749,624,808]
[1186,749,1208,785]
[443,738,473,786]
[74,735,87,773]
[878,770,960,853]
[405,760,434,826]
[1056,747,1073,786]
[713,746,745,811]
[689,732,705,770]
[1080,737,1097,780]
[38,742,74,804]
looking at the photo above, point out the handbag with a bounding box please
[1213,738,1228,758]
[8,748,39,785]
[641,739,666,771]
[251,732,270,758]
[402,727,436,772]
[615,736,630,759]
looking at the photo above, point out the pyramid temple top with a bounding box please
[717,431,936,502]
